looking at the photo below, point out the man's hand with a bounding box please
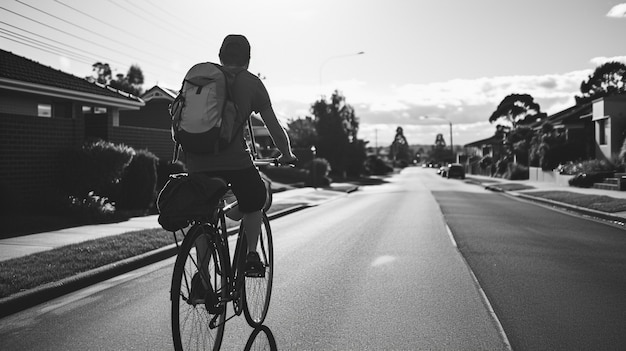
[278,153,298,165]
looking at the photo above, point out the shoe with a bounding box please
[245,252,265,278]
[189,272,222,314]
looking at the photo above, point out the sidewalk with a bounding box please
[0,183,359,317]
[0,183,358,262]
[464,174,626,223]
[3,175,626,318]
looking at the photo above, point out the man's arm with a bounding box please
[259,106,297,162]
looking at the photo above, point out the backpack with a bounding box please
[169,62,244,161]
[156,173,228,232]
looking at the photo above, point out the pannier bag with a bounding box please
[157,173,228,231]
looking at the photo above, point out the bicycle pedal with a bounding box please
[244,271,265,278]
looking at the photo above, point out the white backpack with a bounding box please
[169,62,243,161]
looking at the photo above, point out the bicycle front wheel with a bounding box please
[171,225,227,351]
[243,325,278,351]
[243,212,274,327]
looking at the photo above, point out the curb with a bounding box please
[511,192,626,225]
[480,183,626,225]
[0,204,309,319]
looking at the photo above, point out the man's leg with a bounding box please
[243,210,262,253]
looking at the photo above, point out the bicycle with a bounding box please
[170,158,280,351]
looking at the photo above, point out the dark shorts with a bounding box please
[200,167,266,213]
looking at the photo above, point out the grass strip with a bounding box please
[0,228,182,298]
[492,183,536,191]
[525,191,626,213]
[0,202,305,299]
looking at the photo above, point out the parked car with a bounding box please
[441,163,465,179]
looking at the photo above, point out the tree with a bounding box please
[91,62,112,84]
[390,126,411,167]
[286,116,317,148]
[505,126,534,166]
[429,133,450,164]
[310,90,362,177]
[90,62,145,96]
[489,93,547,129]
[576,61,626,104]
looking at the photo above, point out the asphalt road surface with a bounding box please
[429,171,626,351]
[11,167,608,350]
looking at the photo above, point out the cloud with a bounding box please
[270,69,593,146]
[590,56,626,65]
[58,56,72,71]
[607,3,626,18]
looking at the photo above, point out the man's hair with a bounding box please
[219,34,251,67]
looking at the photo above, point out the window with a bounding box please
[37,104,51,118]
[598,119,607,145]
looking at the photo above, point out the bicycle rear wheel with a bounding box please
[243,212,274,327]
[171,224,227,351]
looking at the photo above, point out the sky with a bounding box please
[1,0,626,148]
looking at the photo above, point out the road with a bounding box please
[430,172,626,350]
[5,167,623,350]
[0,167,508,350]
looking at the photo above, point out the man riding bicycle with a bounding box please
[183,34,296,277]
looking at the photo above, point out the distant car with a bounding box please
[437,166,445,175]
[443,163,465,179]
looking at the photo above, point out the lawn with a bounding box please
[0,228,181,298]
[525,190,626,213]
[0,201,303,299]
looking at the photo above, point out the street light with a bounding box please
[419,115,454,162]
[319,51,365,90]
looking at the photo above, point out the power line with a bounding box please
[14,0,174,67]
[0,20,126,67]
[1,6,135,61]
[53,0,165,48]
[0,34,94,65]
[0,27,94,64]
[0,5,176,79]
[111,0,198,40]
[140,0,202,31]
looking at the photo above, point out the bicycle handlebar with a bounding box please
[253,158,295,167]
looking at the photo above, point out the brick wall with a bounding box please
[0,113,82,211]
[109,125,174,161]
[118,99,171,130]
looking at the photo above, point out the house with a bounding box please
[587,94,626,161]
[463,134,506,176]
[528,94,626,164]
[0,49,150,212]
[120,84,275,158]
[462,93,626,181]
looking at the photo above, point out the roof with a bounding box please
[464,134,504,148]
[0,49,143,109]
[141,85,177,102]
[531,102,592,128]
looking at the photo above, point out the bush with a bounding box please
[559,159,616,188]
[364,156,393,175]
[115,149,159,212]
[505,163,529,180]
[57,140,135,197]
[66,191,117,223]
[261,166,307,184]
[305,158,332,187]
[479,156,493,169]
[569,172,614,188]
